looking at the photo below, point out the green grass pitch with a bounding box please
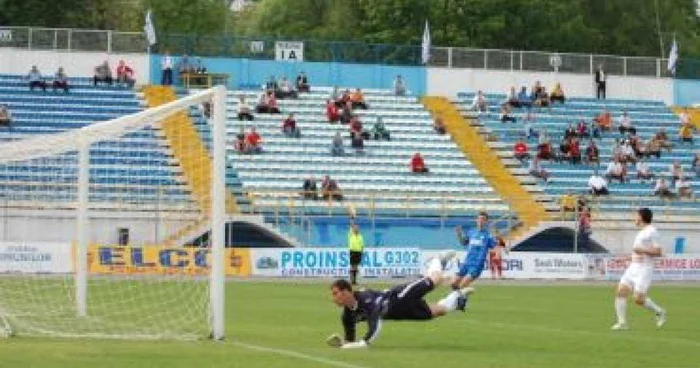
[1,281,699,368]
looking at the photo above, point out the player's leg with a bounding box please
[612,268,634,330]
[349,251,362,285]
[632,271,666,328]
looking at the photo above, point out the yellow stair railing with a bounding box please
[421,96,548,238]
[142,86,237,246]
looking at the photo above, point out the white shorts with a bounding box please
[619,263,654,294]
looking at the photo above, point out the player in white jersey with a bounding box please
[611,208,666,330]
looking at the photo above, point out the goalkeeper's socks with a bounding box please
[438,291,461,311]
[615,297,627,325]
[643,298,663,315]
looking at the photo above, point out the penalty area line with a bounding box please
[230,340,373,368]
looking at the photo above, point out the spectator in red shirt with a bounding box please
[245,127,262,153]
[577,119,589,138]
[410,152,429,173]
[340,101,354,124]
[321,175,343,201]
[349,117,370,140]
[282,113,301,138]
[116,60,135,88]
[569,138,581,164]
[514,139,530,162]
[537,141,555,161]
[326,99,340,123]
[255,91,280,114]
[584,139,599,165]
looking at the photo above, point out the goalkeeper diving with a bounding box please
[327,252,469,349]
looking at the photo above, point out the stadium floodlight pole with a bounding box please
[210,85,227,340]
[75,136,90,317]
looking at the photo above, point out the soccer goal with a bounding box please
[0,86,228,340]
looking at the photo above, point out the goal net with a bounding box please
[0,86,227,340]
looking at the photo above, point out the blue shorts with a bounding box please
[457,263,484,279]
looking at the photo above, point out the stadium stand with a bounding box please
[185,86,519,245]
[455,91,699,219]
[0,74,195,208]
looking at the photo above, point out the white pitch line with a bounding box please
[461,319,700,348]
[230,340,372,368]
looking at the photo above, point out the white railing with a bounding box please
[0,26,671,78]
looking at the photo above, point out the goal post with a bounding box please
[0,86,227,340]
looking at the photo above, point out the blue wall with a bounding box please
[150,55,427,95]
[674,79,700,106]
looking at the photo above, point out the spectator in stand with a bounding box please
[621,141,637,164]
[654,177,673,198]
[550,83,565,104]
[692,153,700,177]
[256,91,280,114]
[0,104,12,127]
[646,137,662,159]
[321,175,343,201]
[237,96,254,121]
[500,104,516,123]
[331,132,345,157]
[618,110,636,135]
[52,67,69,92]
[594,108,612,132]
[569,138,582,165]
[470,90,488,113]
[679,122,695,145]
[161,51,173,85]
[577,119,589,138]
[350,88,368,110]
[340,102,354,124]
[302,176,318,200]
[265,75,279,92]
[676,177,694,199]
[410,152,429,173]
[559,137,572,162]
[679,109,691,126]
[636,159,654,182]
[393,75,407,96]
[339,89,352,108]
[669,160,684,187]
[605,158,626,183]
[372,117,390,141]
[349,117,370,140]
[325,99,340,123]
[193,57,206,74]
[564,124,577,139]
[585,139,600,165]
[178,53,194,75]
[532,81,550,108]
[517,86,532,109]
[277,77,298,99]
[233,127,246,153]
[296,72,310,92]
[537,139,556,161]
[588,171,609,196]
[93,61,113,86]
[434,116,446,134]
[281,113,301,138]
[523,112,539,139]
[611,140,624,162]
[595,64,606,99]
[245,127,263,153]
[504,86,519,108]
[26,66,47,91]
[559,192,578,213]
[116,60,135,88]
[350,131,365,154]
[629,134,645,157]
[513,139,530,162]
[528,157,550,182]
[329,86,341,106]
[655,128,674,152]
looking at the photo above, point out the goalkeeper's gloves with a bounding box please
[341,340,368,349]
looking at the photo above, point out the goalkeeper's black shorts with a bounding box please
[384,277,435,321]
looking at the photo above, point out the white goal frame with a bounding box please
[0,86,228,340]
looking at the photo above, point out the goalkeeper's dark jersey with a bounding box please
[341,277,435,343]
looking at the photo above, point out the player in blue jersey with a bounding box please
[451,211,497,310]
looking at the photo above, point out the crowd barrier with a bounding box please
[2,243,700,281]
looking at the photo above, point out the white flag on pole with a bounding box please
[667,38,678,75]
[144,9,157,47]
[421,20,431,64]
